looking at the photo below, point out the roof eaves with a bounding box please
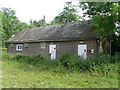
[6,37,98,43]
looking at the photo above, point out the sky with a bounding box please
[0,0,83,24]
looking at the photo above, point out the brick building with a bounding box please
[7,21,100,59]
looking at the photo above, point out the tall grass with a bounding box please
[1,52,119,88]
[2,52,119,74]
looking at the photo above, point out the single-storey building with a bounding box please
[7,21,100,59]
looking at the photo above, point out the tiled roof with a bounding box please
[7,21,97,43]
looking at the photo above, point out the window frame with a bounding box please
[24,43,28,48]
[41,43,45,49]
[16,44,23,51]
[10,43,14,48]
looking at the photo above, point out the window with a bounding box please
[10,44,14,48]
[24,43,28,48]
[16,44,23,51]
[41,43,45,48]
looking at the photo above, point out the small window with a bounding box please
[24,43,28,48]
[16,44,23,51]
[10,44,14,48]
[41,43,45,48]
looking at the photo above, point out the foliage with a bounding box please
[111,52,120,63]
[1,53,118,88]
[7,52,119,72]
[1,48,7,52]
[1,8,20,39]
[59,52,84,69]
[29,16,48,27]
[58,52,112,71]
[2,52,13,61]
[80,2,119,39]
[51,2,81,25]
[111,35,120,55]
[12,54,59,68]
[79,2,120,54]
[1,7,50,48]
[0,10,5,47]
[1,8,30,47]
[13,54,45,65]
[87,53,111,65]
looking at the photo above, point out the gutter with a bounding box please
[6,37,99,44]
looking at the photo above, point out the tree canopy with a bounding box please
[29,16,48,27]
[80,2,120,54]
[80,2,120,41]
[51,2,81,25]
[1,8,31,46]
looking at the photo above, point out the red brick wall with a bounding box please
[7,40,98,59]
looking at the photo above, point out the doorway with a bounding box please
[49,44,56,59]
[78,44,87,59]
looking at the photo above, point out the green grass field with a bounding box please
[1,55,118,88]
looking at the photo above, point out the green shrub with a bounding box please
[13,54,50,66]
[59,52,72,66]
[2,53,12,61]
[2,48,7,52]
[13,54,29,61]
[59,52,84,69]
[111,52,120,63]
[58,53,111,71]
[5,52,117,72]
[27,55,45,65]
[85,53,111,71]
[87,53,110,65]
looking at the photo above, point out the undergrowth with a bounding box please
[1,52,119,88]
[2,52,119,74]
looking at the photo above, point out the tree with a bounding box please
[80,2,120,54]
[1,7,30,47]
[29,15,48,27]
[1,8,20,39]
[51,2,81,25]
[0,10,7,47]
[0,11,3,47]
[13,22,30,34]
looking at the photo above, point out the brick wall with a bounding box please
[7,40,99,59]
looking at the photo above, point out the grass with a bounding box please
[1,54,119,88]
[0,61,118,88]
[2,61,118,88]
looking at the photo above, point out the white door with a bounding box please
[49,45,56,59]
[78,44,87,59]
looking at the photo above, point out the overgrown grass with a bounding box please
[1,52,119,88]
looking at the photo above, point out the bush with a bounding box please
[2,53,13,61]
[5,52,118,72]
[13,54,46,65]
[2,48,7,52]
[87,53,110,65]
[59,52,84,69]
[111,52,120,63]
[27,55,44,65]
[13,54,29,61]
[84,53,111,71]
[58,53,111,71]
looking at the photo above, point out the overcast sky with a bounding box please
[0,0,83,24]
